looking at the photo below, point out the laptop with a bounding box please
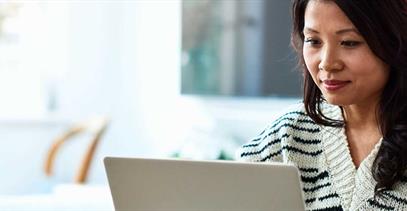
[104,157,305,211]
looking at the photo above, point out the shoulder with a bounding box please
[360,183,407,210]
[236,103,322,162]
[249,102,321,142]
[271,103,319,134]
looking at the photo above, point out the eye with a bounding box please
[340,40,362,48]
[304,38,321,46]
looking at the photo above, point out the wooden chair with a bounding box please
[44,116,109,184]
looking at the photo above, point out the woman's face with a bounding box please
[302,0,389,107]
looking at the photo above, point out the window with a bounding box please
[181,0,302,97]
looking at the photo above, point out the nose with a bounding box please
[318,45,344,72]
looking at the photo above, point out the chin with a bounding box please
[322,95,350,106]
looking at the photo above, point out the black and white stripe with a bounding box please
[237,105,407,211]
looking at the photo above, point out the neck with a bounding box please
[342,102,380,131]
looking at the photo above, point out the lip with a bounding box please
[322,80,351,91]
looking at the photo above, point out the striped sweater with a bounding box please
[236,103,407,211]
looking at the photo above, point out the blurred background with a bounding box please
[0,0,300,210]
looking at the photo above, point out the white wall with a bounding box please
[57,0,186,185]
[0,1,300,195]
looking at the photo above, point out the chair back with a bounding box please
[44,116,109,183]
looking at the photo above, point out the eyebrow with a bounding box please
[303,27,360,35]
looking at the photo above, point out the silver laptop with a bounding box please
[104,157,305,211]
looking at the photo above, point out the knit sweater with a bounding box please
[236,103,407,211]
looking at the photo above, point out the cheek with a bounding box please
[348,52,389,84]
[302,50,319,83]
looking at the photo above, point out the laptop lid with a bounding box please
[104,157,305,211]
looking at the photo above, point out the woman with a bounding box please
[237,0,407,210]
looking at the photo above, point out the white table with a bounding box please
[0,184,114,211]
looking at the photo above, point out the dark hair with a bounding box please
[291,0,407,195]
